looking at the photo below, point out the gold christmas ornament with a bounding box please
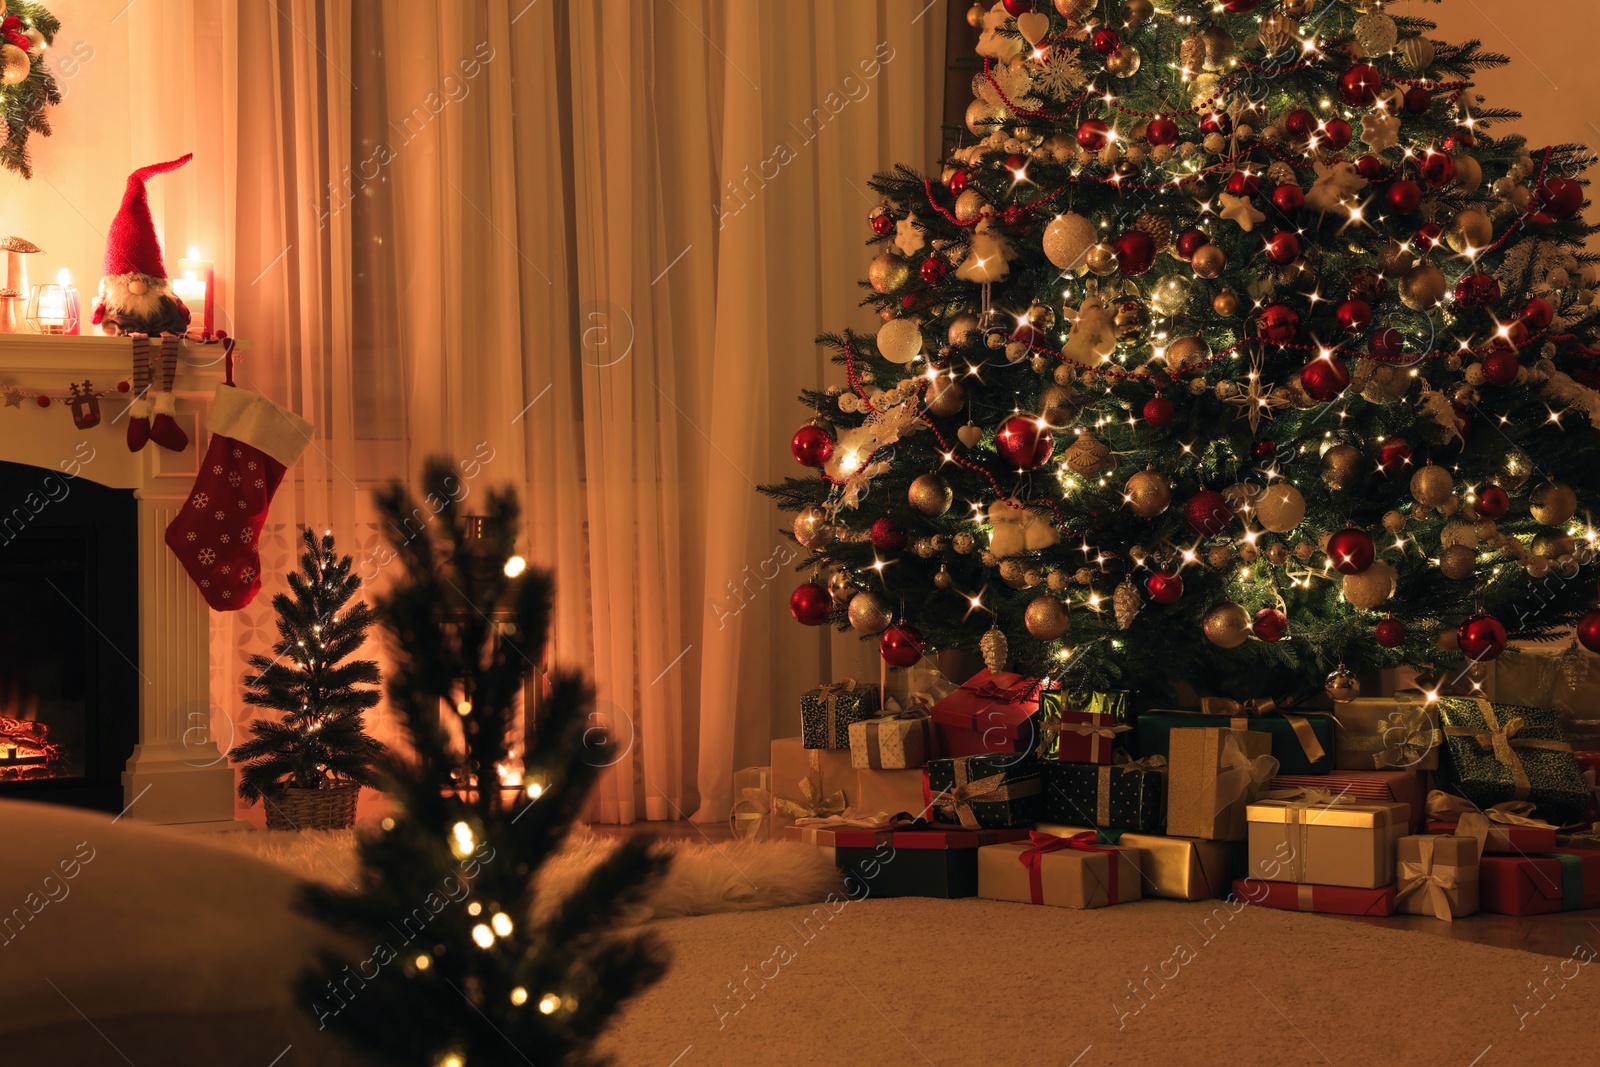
[1531,482,1578,526]
[1266,543,1289,566]
[1207,544,1234,568]
[1255,482,1306,534]
[1531,532,1577,560]
[1191,243,1227,279]
[1325,667,1361,702]
[952,531,977,554]
[1398,262,1446,310]
[1025,595,1071,640]
[1027,302,1056,332]
[1038,384,1075,426]
[1113,578,1140,630]
[1047,569,1070,592]
[948,314,980,346]
[1439,521,1479,549]
[1203,602,1251,649]
[1320,444,1363,490]
[1085,242,1119,276]
[1063,430,1114,479]
[0,44,26,87]
[980,625,1010,672]
[1439,544,1476,581]
[1446,209,1494,254]
[908,473,953,517]
[1148,275,1193,318]
[1122,0,1155,26]
[1106,44,1141,78]
[1043,213,1098,272]
[793,507,833,549]
[1125,468,1172,518]
[999,559,1028,586]
[1376,241,1415,276]
[847,592,891,634]
[1343,559,1397,610]
[934,565,953,590]
[828,569,856,604]
[1222,483,1259,525]
[1202,27,1236,70]
[1164,335,1210,372]
[1499,449,1535,490]
[925,376,964,417]
[1409,464,1454,507]
[1399,36,1435,73]
[1213,290,1241,317]
[869,252,912,294]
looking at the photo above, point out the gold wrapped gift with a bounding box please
[1037,822,1234,901]
[1396,834,1479,921]
[977,833,1142,909]
[1334,696,1441,771]
[1247,796,1410,888]
[1166,727,1276,841]
[852,766,930,819]
[770,737,854,836]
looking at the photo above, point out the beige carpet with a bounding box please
[598,896,1597,1066]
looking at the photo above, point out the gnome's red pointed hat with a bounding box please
[103,153,192,279]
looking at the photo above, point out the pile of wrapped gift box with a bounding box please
[733,665,1600,917]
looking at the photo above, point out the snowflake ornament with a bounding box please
[895,214,926,257]
[1305,160,1370,214]
[1360,109,1400,152]
[1034,46,1087,97]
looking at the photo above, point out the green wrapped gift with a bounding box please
[800,680,879,750]
[1038,690,1133,762]
[924,754,1042,829]
[1137,700,1335,776]
[1436,697,1588,824]
[1041,757,1164,831]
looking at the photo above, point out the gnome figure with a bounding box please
[95,153,195,453]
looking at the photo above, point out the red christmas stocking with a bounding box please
[164,384,312,611]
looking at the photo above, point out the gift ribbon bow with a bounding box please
[1441,699,1573,801]
[728,786,774,840]
[812,679,863,746]
[1261,790,1361,884]
[1263,785,1358,807]
[1018,830,1122,906]
[1037,717,1131,762]
[1424,789,1555,828]
[974,675,1042,704]
[1341,694,1441,769]
[883,691,936,716]
[1396,836,1474,923]
[858,707,933,770]
[1112,753,1167,773]
[930,760,1039,830]
[1199,696,1328,765]
[774,777,847,820]
[1202,730,1280,830]
[793,809,895,830]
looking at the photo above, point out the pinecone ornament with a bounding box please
[1113,578,1140,630]
[1179,35,1203,74]
[981,625,1010,672]
[1267,161,1297,187]
[1134,212,1171,254]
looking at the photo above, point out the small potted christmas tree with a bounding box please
[232,528,385,830]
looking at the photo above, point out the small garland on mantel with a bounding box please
[0,331,237,425]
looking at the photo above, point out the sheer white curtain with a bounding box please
[183,0,944,823]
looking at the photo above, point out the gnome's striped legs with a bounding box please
[125,335,152,452]
[148,334,190,452]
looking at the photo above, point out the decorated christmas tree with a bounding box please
[0,3,62,178]
[762,0,1600,704]
[299,460,669,1067]
[232,528,385,829]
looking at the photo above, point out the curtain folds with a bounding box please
[196,0,944,824]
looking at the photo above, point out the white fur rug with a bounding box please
[219,824,842,922]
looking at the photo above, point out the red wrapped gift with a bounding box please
[1270,770,1423,829]
[1426,819,1558,853]
[1424,789,1559,853]
[929,669,1041,757]
[1232,878,1396,916]
[1480,851,1600,915]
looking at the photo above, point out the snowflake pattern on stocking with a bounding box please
[192,493,209,508]
[198,548,216,565]
[228,472,241,487]
[240,566,256,584]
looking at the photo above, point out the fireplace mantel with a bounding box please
[0,334,251,827]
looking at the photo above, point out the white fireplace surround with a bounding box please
[1,335,248,827]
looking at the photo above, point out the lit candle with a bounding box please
[174,248,214,338]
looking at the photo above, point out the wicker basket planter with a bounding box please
[264,783,362,831]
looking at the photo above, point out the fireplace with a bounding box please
[0,462,139,810]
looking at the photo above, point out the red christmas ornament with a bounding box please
[1147,117,1180,146]
[1146,570,1184,605]
[870,517,906,551]
[948,168,968,194]
[1092,28,1122,55]
[1403,86,1432,114]
[1183,490,1233,537]
[1301,355,1351,402]
[1539,176,1585,218]
[1476,484,1510,520]
[1226,170,1262,198]
[1419,150,1456,189]
[1199,110,1232,137]
[116,379,131,393]
[1002,0,1030,15]
[1252,607,1288,643]
[1327,528,1376,575]
[1175,228,1210,260]
[1355,155,1385,180]
[1077,118,1111,151]
[1521,296,1555,331]
[1143,395,1175,428]
[1004,154,1025,172]
[1445,131,1476,150]
[791,423,834,467]
[1252,439,1278,462]
[1482,349,1520,387]
[1270,184,1305,214]
[920,258,947,284]
[789,582,832,626]
[1322,118,1353,151]
[1578,611,1600,654]
[879,623,925,668]
[1415,222,1445,251]
[1221,0,1259,12]
[1369,325,1405,360]
[1265,231,1301,265]
[1001,205,1027,229]
[1283,109,1316,140]
[35,394,50,408]
[1377,439,1413,475]
[871,213,894,237]
[1114,229,1156,275]
[995,414,1054,469]
[1338,64,1383,107]
[1454,273,1501,308]
[1386,180,1422,213]
[1258,304,1301,344]
[1375,617,1407,648]
[1336,299,1372,333]
[1457,614,1508,661]
[1495,320,1530,350]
